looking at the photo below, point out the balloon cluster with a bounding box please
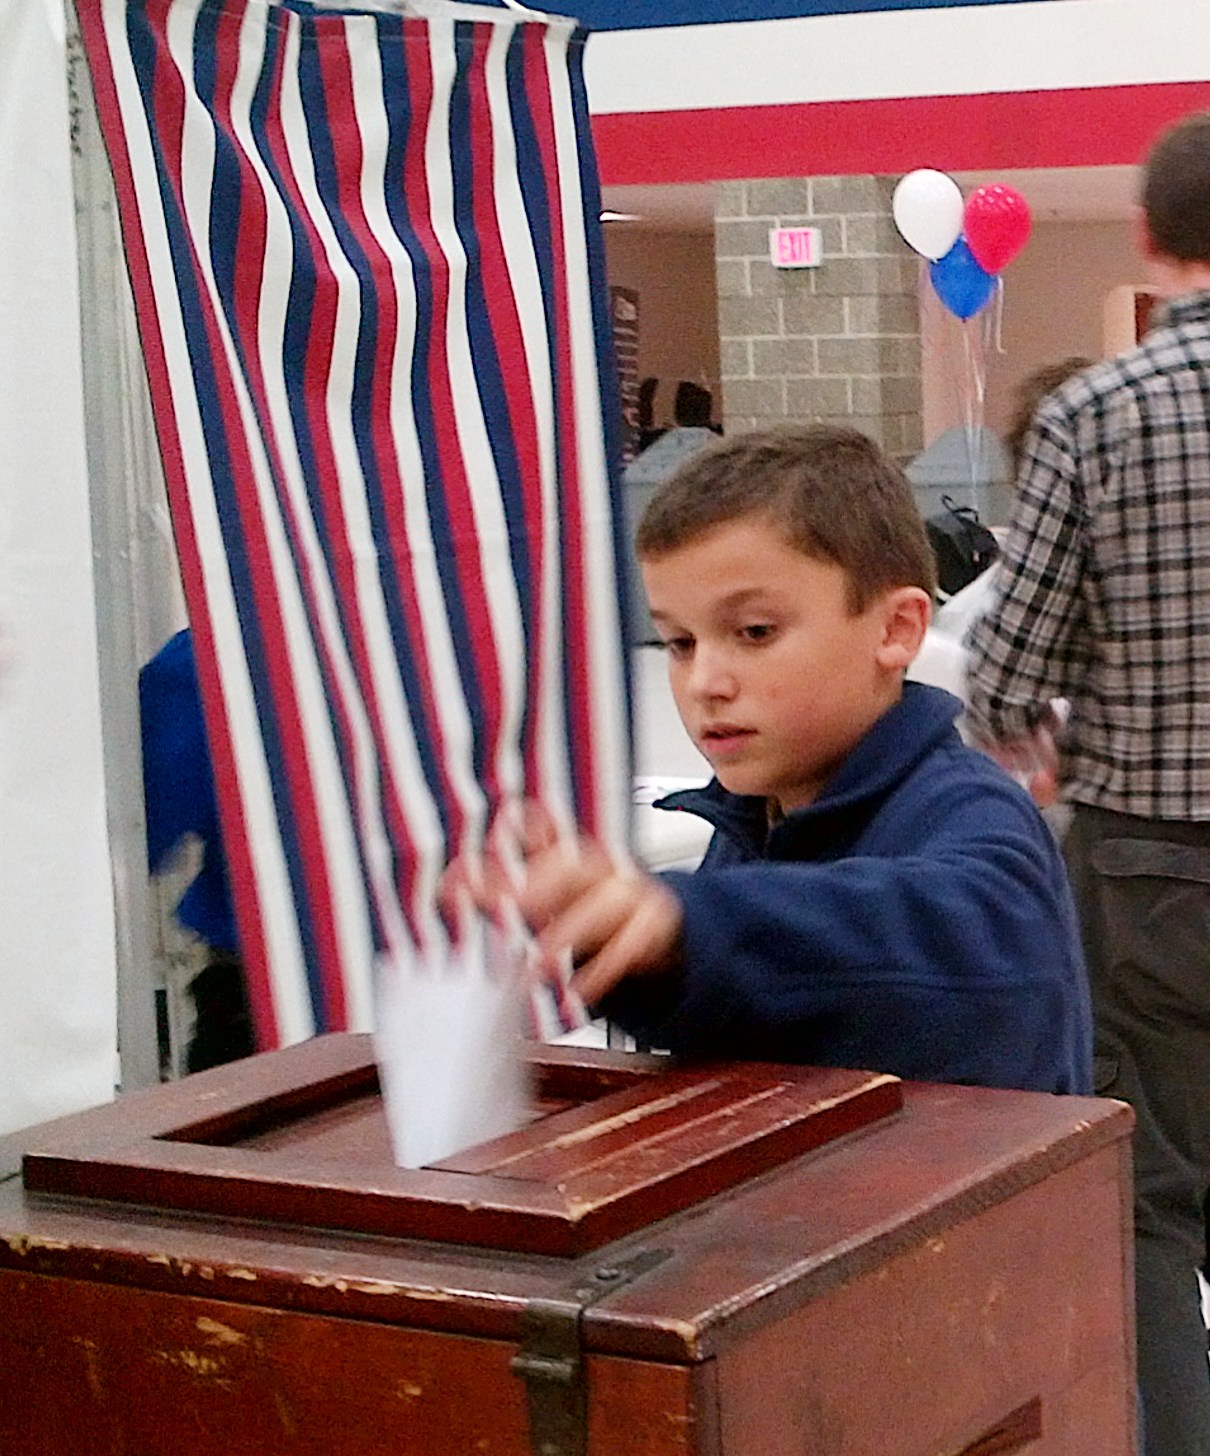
[892,170,1032,320]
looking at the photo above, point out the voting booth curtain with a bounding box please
[76,0,631,1048]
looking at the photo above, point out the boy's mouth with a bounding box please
[699,724,756,756]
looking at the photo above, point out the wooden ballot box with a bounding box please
[0,1035,1134,1455]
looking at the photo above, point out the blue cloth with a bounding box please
[518,3,1032,32]
[604,682,1092,1093]
[139,629,238,954]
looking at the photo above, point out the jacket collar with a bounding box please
[656,681,963,855]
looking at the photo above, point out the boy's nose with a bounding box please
[685,649,738,701]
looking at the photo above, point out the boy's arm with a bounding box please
[448,786,1087,1091]
[601,783,1087,1089]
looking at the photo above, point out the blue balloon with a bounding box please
[929,237,996,320]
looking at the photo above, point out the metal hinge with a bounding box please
[511,1247,671,1456]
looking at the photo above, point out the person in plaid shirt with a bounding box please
[967,113,1210,1456]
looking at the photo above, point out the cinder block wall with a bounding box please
[715,176,923,463]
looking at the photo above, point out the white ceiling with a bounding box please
[601,166,1139,233]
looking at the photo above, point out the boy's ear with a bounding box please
[873,586,932,671]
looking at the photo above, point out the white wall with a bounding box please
[585,1,1207,124]
[0,0,118,1135]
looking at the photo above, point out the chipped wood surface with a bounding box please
[19,1039,903,1257]
[0,1040,1135,1453]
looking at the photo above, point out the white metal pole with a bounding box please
[67,6,165,1093]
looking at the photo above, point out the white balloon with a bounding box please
[892,169,965,261]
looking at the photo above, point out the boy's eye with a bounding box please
[660,635,694,660]
[739,623,776,644]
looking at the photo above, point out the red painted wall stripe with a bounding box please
[593,82,1210,185]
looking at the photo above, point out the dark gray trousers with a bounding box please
[1065,805,1210,1456]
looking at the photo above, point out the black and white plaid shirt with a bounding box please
[966,289,1210,821]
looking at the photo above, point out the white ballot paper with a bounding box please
[374,918,532,1169]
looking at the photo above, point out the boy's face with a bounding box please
[641,517,926,814]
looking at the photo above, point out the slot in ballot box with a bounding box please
[0,1035,1134,1455]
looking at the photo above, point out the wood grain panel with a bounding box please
[0,1270,707,1456]
[710,1141,1134,1456]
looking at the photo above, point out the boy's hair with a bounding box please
[1005,356,1093,470]
[634,423,936,610]
[1142,112,1210,262]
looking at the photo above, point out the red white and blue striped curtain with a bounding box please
[77,0,632,1047]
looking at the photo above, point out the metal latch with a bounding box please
[511,1248,670,1456]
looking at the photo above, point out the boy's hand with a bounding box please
[442,805,683,1009]
[978,719,1061,809]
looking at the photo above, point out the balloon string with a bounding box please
[961,324,977,500]
[960,319,990,510]
[992,277,1006,355]
[926,264,969,443]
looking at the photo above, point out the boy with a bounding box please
[477,424,1091,1094]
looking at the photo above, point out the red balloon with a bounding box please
[963,184,1032,275]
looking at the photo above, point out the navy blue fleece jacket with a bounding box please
[603,682,1092,1094]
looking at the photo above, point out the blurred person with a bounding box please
[140,628,253,1074]
[622,379,721,644]
[636,375,663,452]
[967,113,1210,1456]
[931,354,1093,648]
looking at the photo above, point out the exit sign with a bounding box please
[769,226,822,269]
